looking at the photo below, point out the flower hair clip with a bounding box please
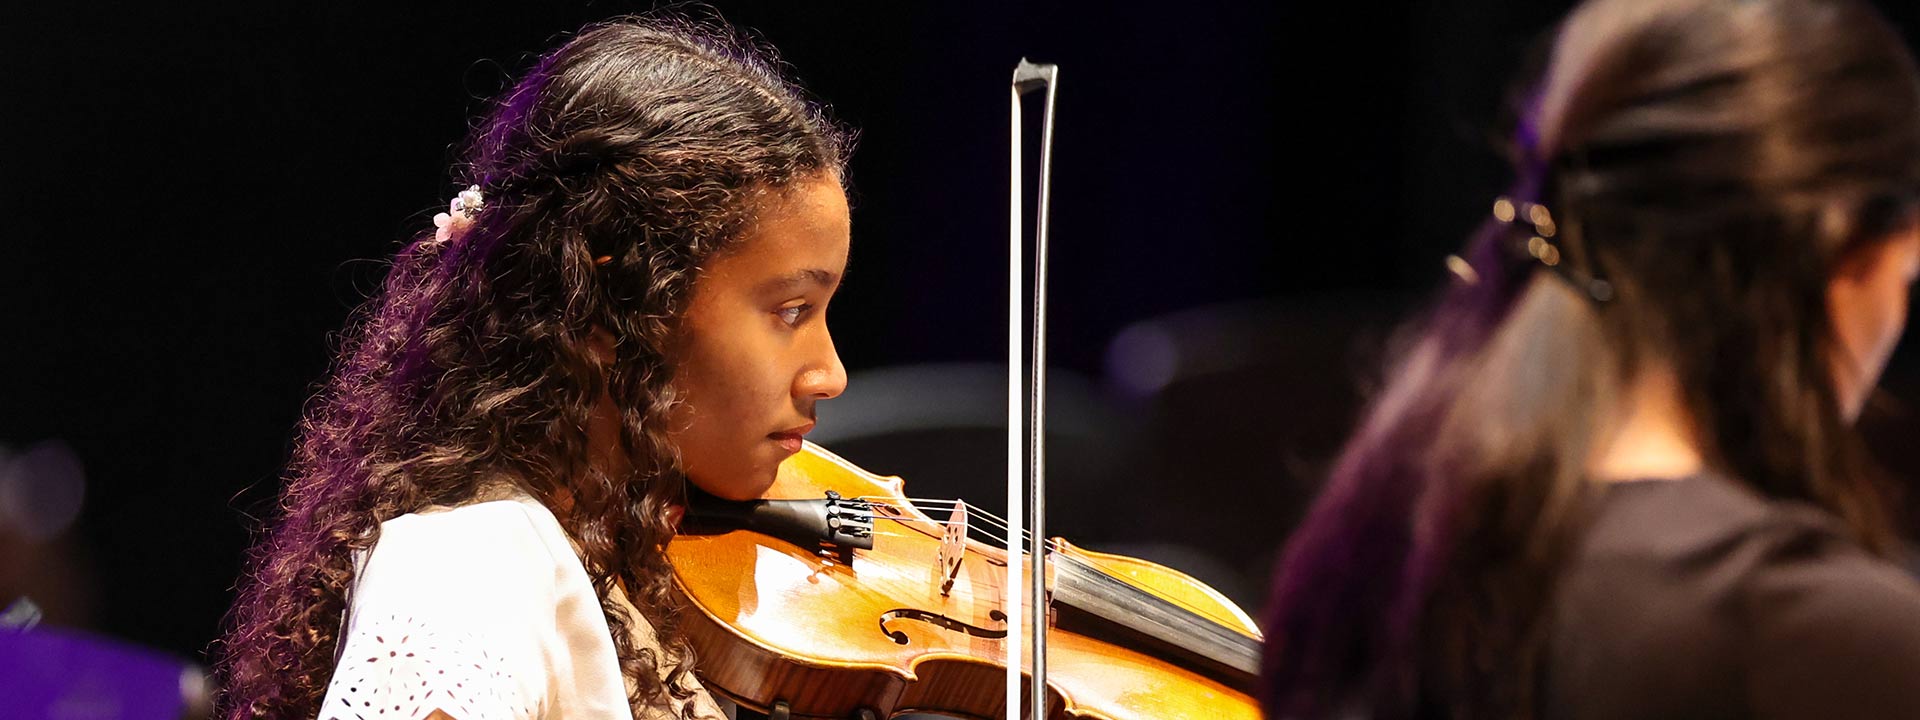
[431,185,485,244]
[426,184,613,266]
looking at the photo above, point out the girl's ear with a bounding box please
[1825,218,1920,421]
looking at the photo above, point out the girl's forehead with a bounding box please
[695,180,850,293]
[728,181,850,265]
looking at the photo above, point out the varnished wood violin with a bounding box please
[668,443,1262,720]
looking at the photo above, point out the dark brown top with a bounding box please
[1545,477,1920,719]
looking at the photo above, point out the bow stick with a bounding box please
[1008,58,1058,720]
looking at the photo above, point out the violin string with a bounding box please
[922,502,1058,551]
[862,497,965,511]
[858,497,1048,546]
[848,499,1250,632]
[848,503,1251,633]
[851,521,1249,633]
[843,529,1252,635]
[858,497,1007,532]
[858,497,1061,552]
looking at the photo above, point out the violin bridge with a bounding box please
[935,501,967,596]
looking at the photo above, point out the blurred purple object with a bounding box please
[0,627,198,720]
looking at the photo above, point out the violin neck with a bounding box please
[1049,552,1261,691]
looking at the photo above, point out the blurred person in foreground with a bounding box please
[1262,0,1920,717]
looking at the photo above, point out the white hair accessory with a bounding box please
[431,185,484,245]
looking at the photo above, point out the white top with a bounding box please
[317,490,729,720]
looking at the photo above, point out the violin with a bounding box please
[668,442,1263,720]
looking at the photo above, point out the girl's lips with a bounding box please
[770,420,813,454]
[770,433,804,454]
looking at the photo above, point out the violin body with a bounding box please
[668,442,1262,720]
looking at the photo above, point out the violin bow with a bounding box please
[1008,58,1058,720]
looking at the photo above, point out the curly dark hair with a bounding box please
[215,16,850,720]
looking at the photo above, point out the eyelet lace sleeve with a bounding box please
[321,613,531,720]
[317,500,570,720]
[317,495,728,720]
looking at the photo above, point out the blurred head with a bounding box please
[1263,0,1920,716]
[219,16,850,720]
[1520,0,1920,431]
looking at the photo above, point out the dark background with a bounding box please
[5,0,1920,674]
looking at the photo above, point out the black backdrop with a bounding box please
[4,0,1919,668]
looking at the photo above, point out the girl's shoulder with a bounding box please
[366,490,580,577]
[322,490,633,720]
[1574,475,1909,584]
[1546,476,1920,718]
[1568,475,1920,638]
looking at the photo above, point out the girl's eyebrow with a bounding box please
[755,268,841,294]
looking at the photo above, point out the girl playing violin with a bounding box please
[218,17,850,720]
[1264,0,1920,717]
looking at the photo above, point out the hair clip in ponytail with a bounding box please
[1488,195,1614,303]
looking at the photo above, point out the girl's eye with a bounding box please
[778,304,811,326]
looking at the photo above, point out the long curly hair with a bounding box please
[216,17,850,720]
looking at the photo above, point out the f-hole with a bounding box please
[878,608,1009,645]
